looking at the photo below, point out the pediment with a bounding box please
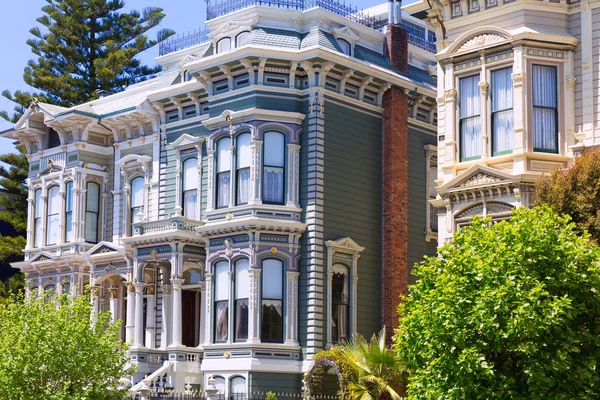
[456,33,509,53]
[89,242,120,256]
[333,26,361,43]
[30,252,54,263]
[172,133,203,149]
[208,17,259,39]
[325,236,365,254]
[441,26,512,58]
[440,164,515,192]
[38,162,65,177]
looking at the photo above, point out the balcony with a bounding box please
[127,217,204,244]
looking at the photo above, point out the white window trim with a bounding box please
[172,134,204,218]
[425,145,438,242]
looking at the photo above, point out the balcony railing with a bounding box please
[159,28,210,56]
[132,217,203,236]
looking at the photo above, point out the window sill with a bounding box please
[460,155,481,162]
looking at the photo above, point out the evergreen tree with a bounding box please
[1,0,175,122]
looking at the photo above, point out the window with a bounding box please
[213,376,226,394]
[230,376,247,395]
[214,261,229,342]
[46,186,60,245]
[338,39,351,56]
[532,65,558,153]
[182,158,199,219]
[183,267,202,285]
[459,75,482,161]
[62,281,71,295]
[44,284,56,301]
[491,67,514,155]
[261,259,283,343]
[236,134,251,205]
[130,177,144,224]
[331,264,350,343]
[216,37,231,53]
[48,129,61,149]
[236,31,249,47]
[34,189,42,247]
[65,182,73,242]
[85,182,100,243]
[216,138,231,208]
[235,259,249,341]
[262,132,285,204]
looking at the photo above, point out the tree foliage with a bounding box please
[395,206,600,400]
[308,330,406,400]
[1,0,175,122]
[536,147,600,242]
[0,292,133,399]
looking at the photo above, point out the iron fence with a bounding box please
[149,391,342,400]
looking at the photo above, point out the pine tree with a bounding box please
[1,0,175,122]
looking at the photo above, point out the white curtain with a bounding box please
[217,138,231,208]
[263,132,285,204]
[131,177,144,223]
[491,67,514,154]
[34,189,42,247]
[532,65,558,151]
[217,173,230,208]
[263,167,283,203]
[182,158,199,219]
[183,191,198,220]
[459,75,482,160]
[262,259,283,300]
[46,186,60,245]
[236,134,251,204]
[214,261,229,342]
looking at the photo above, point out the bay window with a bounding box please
[491,67,513,155]
[236,133,251,205]
[234,258,249,341]
[46,186,60,245]
[34,189,42,248]
[261,259,283,343]
[214,261,229,342]
[532,65,558,153]
[65,182,73,242]
[130,177,144,224]
[263,132,285,204]
[85,182,100,243]
[182,158,199,219]
[216,138,231,208]
[331,264,350,343]
[459,75,482,161]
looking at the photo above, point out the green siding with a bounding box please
[322,101,383,340]
[249,372,302,394]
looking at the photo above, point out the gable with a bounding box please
[439,164,515,192]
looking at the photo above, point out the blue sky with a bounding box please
[0,0,388,154]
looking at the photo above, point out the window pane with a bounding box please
[332,267,350,343]
[491,67,514,155]
[214,377,226,394]
[215,301,228,342]
[183,268,202,284]
[459,75,480,118]
[338,39,350,55]
[183,158,198,191]
[217,37,231,53]
[264,132,285,167]
[237,168,250,205]
[183,190,198,220]
[131,177,144,207]
[235,299,249,340]
[261,299,283,342]
[85,211,98,243]
[262,259,283,299]
[460,117,482,160]
[217,138,231,173]
[263,166,284,203]
[532,65,557,108]
[236,134,251,169]
[491,68,513,111]
[34,189,42,218]
[231,377,247,394]
[492,110,514,154]
[131,207,144,223]
[217,172,230,208]
[87,183,99,213]
[214,261,229,301]
[533,108,557,151]
[47,186,60,215]
[34,219,42,248]
[235,259,249,299]
[236,32,249,47]
[65,182,73,212]
[65,212,73,242]
[46,214,60,245]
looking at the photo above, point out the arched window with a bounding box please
[331,264,350,343]
[216,37,231,53]
[261,258,283,343]
[65,182,73,242]
[182,158,198,219]
[262,132,285,204]
[46,186,60,245]
[235,258,249,341]
[34,189,42,248]
[216,138,231,208]
[85,182,100,243]
[44,284,56,301]
[48,129,61,149]
[236,133,251,205]
[214,261,229,342]
[130,177,144,224]
[62,281,71,296]
[213,376,226,394]
[338,39,351,56]
[236,32,250,47]
[183,268,203,285]
[230,376,247,395]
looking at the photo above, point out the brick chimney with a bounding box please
[382,1,410,345]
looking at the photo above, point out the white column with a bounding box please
[443,62,456,166]
[133,282,146,348]
[160,285,172,349]
[100,178,108,242]
[204,273,213,345]
[351,254,360,335]
[249,141,263,205]
[91,286,100,323]
[40,185,48,247]
[58,180,66,245]
[199,291,207,346]
[142,162,151,221]
[228,140,235,208]
[77,174,87,242]
[112,147,122,242]
[125,282,135,344]
[196,143,203,219]
[285,271,299,346]
[170,278,184,347]
[174,148,183,216]
[286,144,301,208]
[581,0,594,143]
[206,150,215,212]
[25,186,34,250]
[109,287,119,324]
[145,285,156,349]
[247,268,261,343]
[227,268,234,344]
[512,45,526,174]
[326,271,333,349]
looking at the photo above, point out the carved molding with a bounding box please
[458,172,505,188]
[456,33,509,53]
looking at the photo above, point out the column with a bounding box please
[206,150,215,212]
[286,144,301,208]
[204,273,213,345]
[160,285,172,349]
[581,0,594,143]
[58,180,66,245]
[25,185,34,250]
[108,288,119,324]
[145,284,156,349]
[285,271,299,346]
[512,45,526,174]
[228,137,235,208]
[77,173,87,242]
[227,268,234,344]
[91,286,100,323]
[142,161,151,222]
[125,282,135,344]
[112,147,122,242]
[133,282,146,348]
[174,148,182,216]
[170,278,184,347]
[351,254,360,335]
[479,54,489,159]
[249,140,263,205]
[247,268,261,343]
[40,185,48,247]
